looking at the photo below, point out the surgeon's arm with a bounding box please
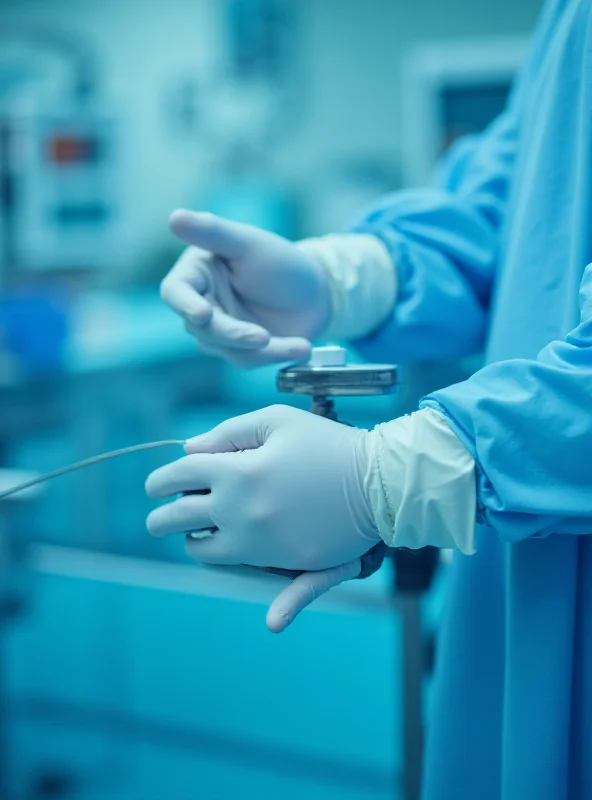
[419,264,592,541]
[300,110,517,364]
[301,0,562,365]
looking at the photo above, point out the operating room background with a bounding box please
[0,0,542,798]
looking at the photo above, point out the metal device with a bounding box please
[278,346,436,800]
[278,344,397,414]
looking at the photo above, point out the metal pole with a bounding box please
[311,396,420,799]
[392,546,439,800]
[0,511,12,800]
[397,593,424,800]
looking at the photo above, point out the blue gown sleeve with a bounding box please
[350,115,517,363]
[351,0,563,365]
[422,264,592,541]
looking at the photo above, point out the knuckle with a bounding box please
[232,453,262,483]
[266,403,292,421]
[245,498,274,529]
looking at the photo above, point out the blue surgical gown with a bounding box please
[353,1,592,797]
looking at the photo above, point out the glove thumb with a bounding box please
[184,408,281,455]
[266,558,362,633]
[170,209,257,260]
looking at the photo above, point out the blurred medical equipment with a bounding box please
[401,37,528,186]
[170,0,302,238]
[173,0,300,156]
[0,26,120,285]
[2,109,119,278]
[277,346,437,800]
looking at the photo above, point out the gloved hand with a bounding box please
[160,210,332,367]
[145,405,381,629]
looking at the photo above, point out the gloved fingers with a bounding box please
[145,454,219,498]
[265,558,362,634]
[191,335,312,368]
[170,209,259,260]
[184,531,242,566]
[184,308,270,349]
[161,279,213,326]
[146,493,214,538]
[160,250,213,324]
[185,408,285,454]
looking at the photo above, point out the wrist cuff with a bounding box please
[297,233,396,340]
[364,409,477,555]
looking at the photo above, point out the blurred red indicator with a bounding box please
[49,137,99,163]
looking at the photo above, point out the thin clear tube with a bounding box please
[0,440,185,501]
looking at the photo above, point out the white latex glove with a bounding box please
[160,210,332,367]
[145,405,381,630]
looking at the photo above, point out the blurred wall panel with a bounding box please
[0,0,543,272]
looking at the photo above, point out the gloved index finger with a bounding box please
[190,335,312,368]
[185,307,270,349]
[145,454,221,499]
[160,249,212,323]
[161,275,214,325]
[169,209,257,260]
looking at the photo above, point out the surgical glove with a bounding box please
[161,210,397,368]
[264,408,478,632]
[145,404,381,572]
[160,210,331,367]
